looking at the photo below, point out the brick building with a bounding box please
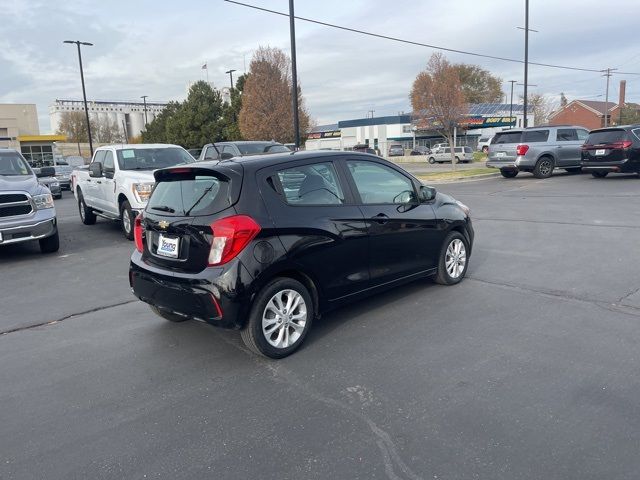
[549,80,639,129]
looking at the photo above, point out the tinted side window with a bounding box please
[577,129,589,141]
[556,129,578,141]
[276,162,344,206]
[103,151,115,170]
[632,129,640,142]
[222,145,235,156]
[523,130,549,142]
[205,146,219,160]
[347,161,415,205]
[492,132,522,144]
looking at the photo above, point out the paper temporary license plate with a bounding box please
[496,152,506,157]
[595,149,606,156]
[157,234,179,258]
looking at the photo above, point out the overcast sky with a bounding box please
[2,0,639,133]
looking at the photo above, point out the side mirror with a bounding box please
[220,152,234,160]
[419,185,436,202]
[89,162,103,178]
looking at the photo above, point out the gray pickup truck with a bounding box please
[0,149,59,253]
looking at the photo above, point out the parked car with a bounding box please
[188,148,202,159]
[0,149,59,253]
[33,167,62,199]
[352,144,378,155]
[388,144,405,156]
[73,144,194,239]
[487,126,588,178]
[581,125,640,178]
[64,156,86,168]
[431,143,449,154]
[410,146,431,156]
[52,162,73,190]
[428,146,474,164]
[198,141,290,162]
[476,136,493,153]
[129,151,474,358]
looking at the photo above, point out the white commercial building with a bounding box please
[49,99,168,139]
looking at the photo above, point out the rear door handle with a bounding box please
[96,180,102,184]
[372,213,389,224]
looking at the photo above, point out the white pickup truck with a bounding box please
[73,144,194,239]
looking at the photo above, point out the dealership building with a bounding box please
[306,103,532,153]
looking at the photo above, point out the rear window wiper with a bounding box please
[150,205,175,213]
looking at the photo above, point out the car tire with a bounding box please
[455,156,460,163]
[591,171,608,178]
[434,231,469,286]
[120,200,135,241]
[150,305,189,322]
[564,167,582,174]
[533,156,554,178]
[241,277,314,359]
[428,157,436,164]
[500,169,518,178]
[77,190,97,225]
[39,229,60,254]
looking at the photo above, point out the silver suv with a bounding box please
[487,126,589,178]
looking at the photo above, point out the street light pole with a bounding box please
[523,0,529,128]
[289,0,300,149]
[225,69,236,91]
[140,95,148,126]
[64,40,94,156]
[509,80,517,129]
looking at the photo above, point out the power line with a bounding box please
[224,0,640,76]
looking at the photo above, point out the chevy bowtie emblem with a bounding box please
[158,220,170,229]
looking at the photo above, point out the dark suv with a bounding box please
[581,125,640,177]
[129,151,474,358]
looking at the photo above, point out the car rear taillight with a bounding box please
[208,215,261,266]
[516,144,529,156]
[134,214,145,253]
[617,140,633,149]
[581,144,590,151]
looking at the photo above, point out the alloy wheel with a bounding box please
[122,208,131,234]
[261,289,307,349]
[445,239,467,279]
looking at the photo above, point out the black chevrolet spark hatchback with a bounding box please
[130,151,474,358]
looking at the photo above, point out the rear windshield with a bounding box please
[0,151,31,176]
[492,132,522,144]
[523,130,549,142]
[147,174,231,216]
[236,143,290,155]
[116,147,194,171]
[587,129,628,145]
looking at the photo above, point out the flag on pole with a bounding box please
[201,62,207,70]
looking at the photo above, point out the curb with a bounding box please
[419,172,500,185]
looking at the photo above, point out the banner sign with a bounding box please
[308,130,341,139]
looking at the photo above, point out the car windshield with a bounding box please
[587,129,628,144]
[236,143,290,155]
[0,151,31,176]
[116,147,194,170]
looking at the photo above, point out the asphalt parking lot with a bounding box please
[2,172,640,480]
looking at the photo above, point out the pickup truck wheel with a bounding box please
[120,200,135,240]
[428,157,436,164]
[78,191,96,225]
[241,277,314,359]
[533,156,554,178]
[501,169,518,178]
[150,305,189,322]
[39,229,60,253]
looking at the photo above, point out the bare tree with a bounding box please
[94,117,124,143]
[56,111,93,143]
[522,93,558,125]
[239,46,310,143]
[410,53,467,170]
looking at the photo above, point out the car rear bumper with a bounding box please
[129,252,253,329]
[487,161,517,169]
[581,159,637,173]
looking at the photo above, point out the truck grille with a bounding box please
[0,193,33,217]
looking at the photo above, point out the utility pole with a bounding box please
[602,68,617,127]
[140,95,148,126]
[225,69,236,91]
[288,0,300,149]
[523,0,529,127]
[508,80,517,129]
[63,40,94,156]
